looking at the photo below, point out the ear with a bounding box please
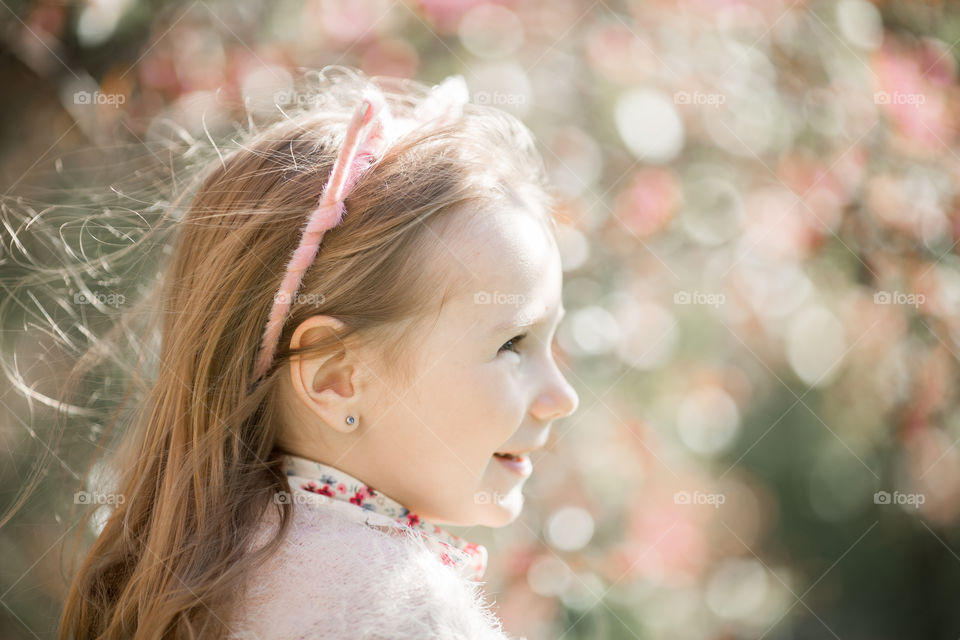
[288,315,361,434]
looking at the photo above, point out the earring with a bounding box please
[345,415,356,426]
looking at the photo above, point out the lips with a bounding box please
[493,452,528,461]
[493,445,540,459]
[492,452,533,476]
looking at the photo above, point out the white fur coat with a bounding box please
[226,492,519,639]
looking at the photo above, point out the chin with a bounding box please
[433,501,524,527]
[431,489,526,527]
[476,495,524,527]
[480,509,520,528]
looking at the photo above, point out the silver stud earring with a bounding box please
[345,415,356,426]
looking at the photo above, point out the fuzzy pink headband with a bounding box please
[251,76,470,383]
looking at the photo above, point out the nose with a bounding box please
[530,360,579,422]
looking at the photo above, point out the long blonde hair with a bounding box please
[14,67,557,638]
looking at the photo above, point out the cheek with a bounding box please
[413,361,527,466]
[424,358,523,417]
[471,364,530,448]
[474,357,526,404]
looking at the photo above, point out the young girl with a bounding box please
[56,65,579,638]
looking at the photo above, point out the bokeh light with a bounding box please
[3,1,960,638]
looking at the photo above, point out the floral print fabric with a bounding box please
[280,453,488,582]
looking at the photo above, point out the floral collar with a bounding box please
[279,453,488,582]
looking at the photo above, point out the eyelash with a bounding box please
[498,334,527,355]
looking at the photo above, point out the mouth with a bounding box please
[492,451,533,476]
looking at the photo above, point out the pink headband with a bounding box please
[251,76,470,384]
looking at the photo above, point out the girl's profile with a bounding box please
[44,65,578,639]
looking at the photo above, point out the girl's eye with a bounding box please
[498,334,527,355]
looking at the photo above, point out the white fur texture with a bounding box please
[226,496,518,639]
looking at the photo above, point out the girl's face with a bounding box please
[282,206,580,527]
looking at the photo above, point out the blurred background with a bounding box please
[3,0,960,638]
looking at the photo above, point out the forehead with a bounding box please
[434,205,563,323]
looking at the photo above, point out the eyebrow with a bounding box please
[489,305,567,336]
